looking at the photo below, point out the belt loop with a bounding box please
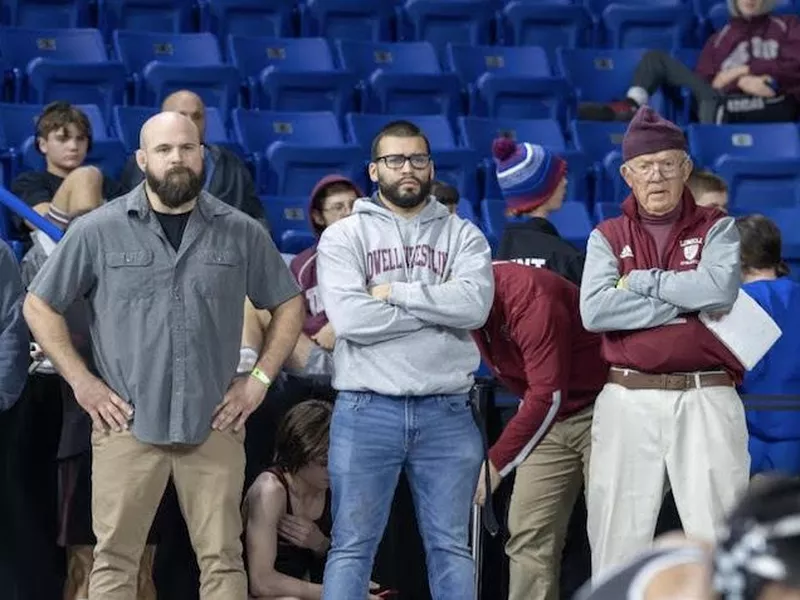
[694,373,702,389]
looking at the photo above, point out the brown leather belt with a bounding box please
[608,368,734,391]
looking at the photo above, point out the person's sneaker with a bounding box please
[578,98,639,122]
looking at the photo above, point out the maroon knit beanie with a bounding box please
[622,106,687,162]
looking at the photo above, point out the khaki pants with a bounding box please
[88,428,247,600]
[587,382,750,578]
[506,406,593,600]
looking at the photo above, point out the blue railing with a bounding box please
[0,185,63,260]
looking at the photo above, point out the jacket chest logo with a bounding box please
[680,237,703,265]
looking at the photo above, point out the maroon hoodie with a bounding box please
[695,12,800,100]
[289,174,363,337]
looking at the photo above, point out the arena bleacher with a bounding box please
[1,0,800,272]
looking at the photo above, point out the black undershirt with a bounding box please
[154,210,191,251]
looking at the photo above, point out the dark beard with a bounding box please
[145,165,204,209]
[379,177,432,209]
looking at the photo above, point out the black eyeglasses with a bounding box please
[375,154,431,170]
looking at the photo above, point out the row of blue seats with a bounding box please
[0,30,704,128]
[4,101,799,212]
[264,193,800,274]
[3,0,795,51]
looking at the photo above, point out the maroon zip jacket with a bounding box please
[289,175,363,337]
[472,262,608,477]
[695,14,800,100]
[595,191,744,382]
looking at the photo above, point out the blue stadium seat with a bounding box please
[258,196,317,254]
[500,1,592,61]
[548,201,593,250]
[113,104,235,154]
[21,135,128,180]
[455,198,478,224]
[458,115,585,203]
[199,0,294,41]
[232,109,364,195]
[601,2,694,50]
[0,28,126,121]
[98,0,194,37]
[480,197,506,253]
[688,123,800,211]
[336,40,460,120]
[594,200,623,222]
[113,31,240,115]
[228,36,356,116]
[399,0,494,60]
[446,44,569,122]
[112,105,156,152]
[301,0,395,42]
[557,48,666,116]
[345,112,478,201]
[458,116,566,155]
[570,120,628,202]
[3,0,90,28]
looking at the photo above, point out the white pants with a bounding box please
[586,380,750,577]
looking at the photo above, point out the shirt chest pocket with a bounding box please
[105,251,155,300]
[193,251,243,298]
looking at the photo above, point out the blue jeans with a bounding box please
[322,392,483,600]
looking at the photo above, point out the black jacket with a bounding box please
[497,217,585,285]
[120,144,268,229]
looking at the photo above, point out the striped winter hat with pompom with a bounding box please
[491,136,567,216]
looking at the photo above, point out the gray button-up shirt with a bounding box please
[29,184,300,445]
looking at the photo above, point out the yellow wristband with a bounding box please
[250,367,272,388]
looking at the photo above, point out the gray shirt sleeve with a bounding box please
[244,220,300,311]
[387,222,494,330]
[625,217,741,314]
[0,243,29,411]
[317,224,427,345]
[27,219,98,313]
[580,229,681,333]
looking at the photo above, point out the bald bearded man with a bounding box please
[23,112,304,600]
[119,90,266,228]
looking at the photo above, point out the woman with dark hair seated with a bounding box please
[243,400,382,600]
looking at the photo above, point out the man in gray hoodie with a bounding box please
[0,241,28,411]
[316,120,494,600]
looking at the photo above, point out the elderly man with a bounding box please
[23,111,304,600]
[579,106,750,577]
[119,90,266,227]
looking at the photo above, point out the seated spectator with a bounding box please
[579,0,800,123]
[119,90,267,228]
[288,175,362,378]
[11,102,123,235]
[575,475,800,600]
[492,136,584,285]
[430,180,459,214]
[688,169,729,212]
[736,215,800,477]
[243,400,384,600]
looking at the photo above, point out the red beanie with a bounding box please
[622,106,687,162]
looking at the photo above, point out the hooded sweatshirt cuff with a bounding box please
[387,281,412,308]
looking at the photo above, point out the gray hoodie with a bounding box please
[317,195,493,396]
[0,242,28,411]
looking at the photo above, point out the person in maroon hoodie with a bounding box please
[472,261,607,600]
[289,174,363,357]
[579,106,750,578]
[579,0,800,123]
